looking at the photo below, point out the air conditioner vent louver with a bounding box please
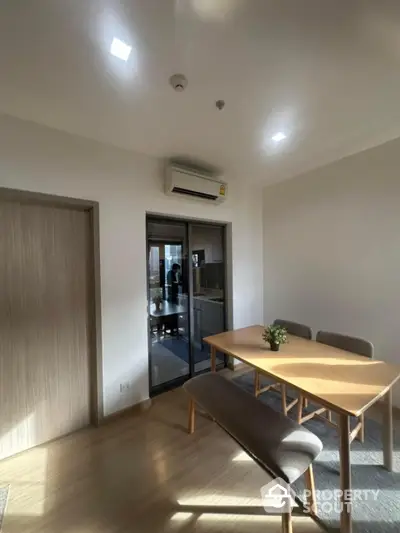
[165,164,227,204]
[171,187,219,201]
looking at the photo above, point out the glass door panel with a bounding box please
[147,217,227,395]
[148,220,189,391]
[191,224,226,373]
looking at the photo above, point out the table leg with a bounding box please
[281,510,292,533]
[297,394,303,424]
[383,388,393,471]
[339,414,352,533]
[304,464,317,515]
[254,371,260,397]
[211,346,216,372]
[281,384,288,416]
[188,399,195,434]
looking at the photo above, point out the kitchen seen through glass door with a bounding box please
[147,217,226,394]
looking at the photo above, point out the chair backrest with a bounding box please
[316,331,374,358]
[273,319,312,340]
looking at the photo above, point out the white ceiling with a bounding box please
[2,0,400,185]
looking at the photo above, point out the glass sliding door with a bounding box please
[147,219,190,392]
[190,224,226,373]
[147,216,226,395]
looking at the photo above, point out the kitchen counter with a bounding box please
[177,290,225,347]
[193,295,224,305]
[192,289,224,304]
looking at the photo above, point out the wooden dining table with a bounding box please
[203,325,400,533]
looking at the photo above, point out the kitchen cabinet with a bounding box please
[182,296,225,349]
[199,299,224,339]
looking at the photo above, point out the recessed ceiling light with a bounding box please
[271,132,287,142]
[110,37,132,61]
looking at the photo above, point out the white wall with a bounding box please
[0,114,264,416]
[263,138,400,405]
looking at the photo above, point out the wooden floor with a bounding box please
[0,370,323,533]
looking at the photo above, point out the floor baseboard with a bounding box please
[101,399,152,425]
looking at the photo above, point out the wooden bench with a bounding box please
[183,373,323,533]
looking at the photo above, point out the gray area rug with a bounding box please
[234,372,400,533]
[0,486,9,531]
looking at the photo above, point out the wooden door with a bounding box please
[0,201,92,460]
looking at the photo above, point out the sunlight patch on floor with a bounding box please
[170,512,194,522]
[197,512,280,523]
[177,494,257,506]
[231,450,253,462]
[4,446,48,517]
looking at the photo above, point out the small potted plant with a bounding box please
[152,291,163,312]
[262,324,288,352]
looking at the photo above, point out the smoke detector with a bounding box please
[169,74,188,92]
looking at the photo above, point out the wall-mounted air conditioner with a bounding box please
[165,164,227,204]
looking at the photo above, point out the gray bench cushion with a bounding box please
[184,373,322,484]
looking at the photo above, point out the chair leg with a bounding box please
[188,398,195,434]
[281,509,293,533]
[360,413,365,443]
[254,371,260,397]
[304,464,317,515]
[281,384,288,416]
[328,410,332,423]
[297,394,303,424]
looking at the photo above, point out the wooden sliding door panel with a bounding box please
[0,202,91,460]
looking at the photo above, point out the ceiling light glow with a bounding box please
[271,132,287,142]
[110,37,132,61]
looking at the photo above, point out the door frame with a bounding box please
[146,214,227,397]
[146,218,191,396]
[0,186,104,425]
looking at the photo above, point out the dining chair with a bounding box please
[297,330,374,443]
[254,319,312,416]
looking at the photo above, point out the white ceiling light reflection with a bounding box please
[271,132,287,142]
[262,107,296,154]
[95,7,138,83]
[263,130,290,154]
[110,37,132,61]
